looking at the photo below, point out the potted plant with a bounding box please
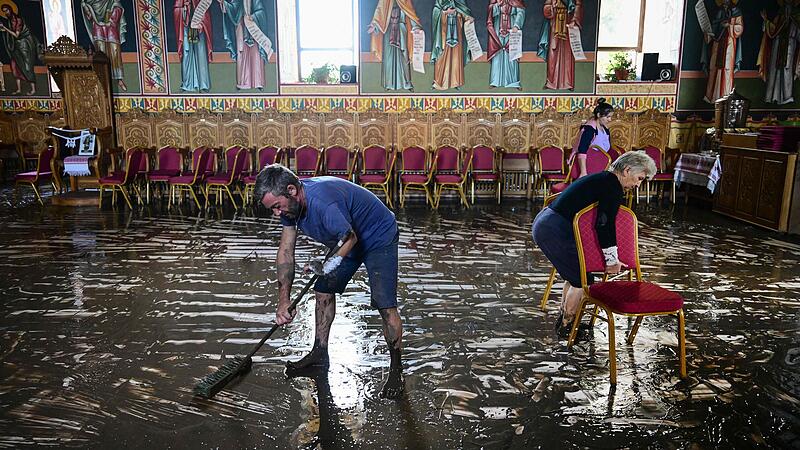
[304,63,339,84]
[605,51,636,82]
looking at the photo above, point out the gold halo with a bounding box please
[0,0,18,16]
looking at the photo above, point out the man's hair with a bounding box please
[253,164,299,204]
[609,150,657,180]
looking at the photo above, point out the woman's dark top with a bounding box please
[576,124,610,154]
[549,171,624,249]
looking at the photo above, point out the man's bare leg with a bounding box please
[379,307,404,399]
[287,291,335,370]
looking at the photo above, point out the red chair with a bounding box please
[205,146,248,210]
[98,148,145,209]
[322,145,355,180]
[470,145,501,204]
[432,145,471,208]
[294,145,321,179]
[168,147,212,209]
[399,146,432,207]
[356,145,396,208]
[244,146,284,204]
[147,146,184,202]
[642,146,675,203]
[14,145,56,205]
[567,203,687,385]
[549,146,612,195]
[535,146,566,198]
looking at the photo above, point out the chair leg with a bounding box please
[433,184,441,209]
[626,316,643,344]
[606,308,617,385]
[589,305,599,327]
[671,181,676,204]
[458,186,469,207]
[471,179,475,204]
[678,309,687,378]
[424,185,432,206]
[119,186,133,210]
[204,185,211,209]
[31,184,43,205]
[567,297,589,348]
[189,187,202,209]
[497,181,501,204]
[225,186,238,210]
[98,186,104,208]
[540,267,557,310]
[400,184,406,208]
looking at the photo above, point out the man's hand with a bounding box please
[605,261,628,274]
[275,301,296,325]
[304,255,343,276]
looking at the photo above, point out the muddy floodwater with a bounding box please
[1,188,799,449]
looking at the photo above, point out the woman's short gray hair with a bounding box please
[253,164,299,204]
[609,150,657,180]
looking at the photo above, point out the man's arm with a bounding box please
[275,226,297,325]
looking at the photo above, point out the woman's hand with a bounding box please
[605,261,628,274]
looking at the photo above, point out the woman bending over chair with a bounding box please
[532,151,656,337]
[571,98,614,178]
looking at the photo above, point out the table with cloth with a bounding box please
[673,153,722,194]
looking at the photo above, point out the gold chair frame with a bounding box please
[432,147,472,208]
[170,148,209,209]
[98,147,141,209]
[399,146,433,207]
[470,145,502,204]
[15,148,57,205]
[205,146,246,210]
[358,145,397,208]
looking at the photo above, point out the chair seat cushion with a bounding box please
[652,172,674,181]
[359,174,387,183]
[435,174,463,183]
[243,175,257,184]
[169,175,196,184]
[99,173,126,184]
[15,171,51,182]
[550,182,569,194]
[541,173,565,181]
[400,174,428,183]
[149,169,180,180]
[588,281,684,314]
[206,173,233,184]
[473,173,499,181]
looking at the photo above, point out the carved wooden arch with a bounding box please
[634,108,668,149]
[116,108,154,149]
[395,110,429,150]
[254,108,288,148]
[15,110,50,151]
[154,109,187,148]
[431,109,463,148]
[465,108,497,148]
[322,109,356,148]
[357,108,391,148]
[221,108,253,148]
[532,108,564,150]
[607,109,634,151]
[564,108,593,149]
[290,111,322,148]
[187,109,221,148]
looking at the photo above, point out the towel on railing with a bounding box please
[63,155,92,176]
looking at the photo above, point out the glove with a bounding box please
[307,255,343,276]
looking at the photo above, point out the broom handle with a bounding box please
[246,231,351,359]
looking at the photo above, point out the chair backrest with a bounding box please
[190,148,212,183]
[585,145,612,174]
[460,147,473,177]
[121,148,144,183]
[257,146,282,170]
[324,146,351,173]
[363,145,390,172]
[538,146,565,173]
[433,146,459,173]
[642,146,664,172]
[157,146,182,172]
[221,147,248,183]
[191,146,206,171]
[224,145,242,172]
[574,203,641,287]
[401,146,427,172]
[607,146,621,162]
[295,145,321,175]
[471,145,496,172]
[37,146,55,174]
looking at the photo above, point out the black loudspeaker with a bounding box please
[657,63,675,81]
[641,53,659,81]
[340,65,357,84]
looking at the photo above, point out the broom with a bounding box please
[194,232,350,399]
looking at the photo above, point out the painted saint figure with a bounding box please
[487,0,525,89]
[0,1,38,95]
[81,0,127,90]
[701,0,743,104]
[174,0,212,92]
[759,0,800,105]
[219,0,272,90]
[538,0,581,90]
[431,0,473,91]
[367,0,421,91]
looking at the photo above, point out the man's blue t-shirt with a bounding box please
[281,177,397,254]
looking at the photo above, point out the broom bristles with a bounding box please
[194,355,252,399]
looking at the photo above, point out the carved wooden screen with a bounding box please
[395,111,429,150]
[564,108,593,150]
[431,109,463,149]
[634,109,669,150]
[323,110,356,148]
[500,109,533,153]
[357,109,391,148]
[465,109,497,148]
[187,109,221,149]
[221,109,253,148]
[607,109,634,151]
[254,109,288,148]
[154,109,187,148]
[290,112,322,148]
[117,109,154,149]
[16,110,50,152]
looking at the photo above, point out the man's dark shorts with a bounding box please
[314,232,399,309]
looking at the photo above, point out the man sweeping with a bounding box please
[254,164,404,399]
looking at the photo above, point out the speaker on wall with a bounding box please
[641,53,660,81]
[657,63,675,81]
[340,65,357,84]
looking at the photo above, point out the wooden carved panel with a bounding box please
[254,109,288,148]
[117,109,154,149]
[358,109,391,148]
[565,108,593,148]
[16,111,50,151]
[608,110,634,151]
[290,112,322,148]
[323,111,356,148]
[0,113,15,145]
[635,109,668,149]
[221,110,253,148]
[431,109,463,148]
[532,107,563,150]
[716,152,739,211]
[735,155,762,217]
[154,109,186,148]
[499,109,532,153]
[465,109,496,148]
[396,111,429,150]
[65,71,111,130]
[187,109,221,148]
[757,157,785,225]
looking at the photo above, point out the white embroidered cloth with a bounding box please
[64,155,92,176]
